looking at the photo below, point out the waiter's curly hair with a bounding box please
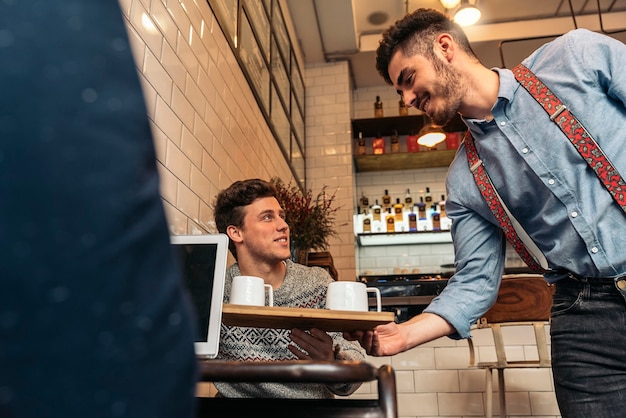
[376,8,477,85]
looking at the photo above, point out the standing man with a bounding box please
[346,8,626,417]
[213,178,366,398]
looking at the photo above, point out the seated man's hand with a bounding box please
[288,328,334,361]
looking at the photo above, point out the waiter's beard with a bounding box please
[429,56,465,127]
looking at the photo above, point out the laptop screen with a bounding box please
[170,234,229,358]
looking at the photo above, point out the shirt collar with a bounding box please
[493,67,517,103]
[461,68,516,136]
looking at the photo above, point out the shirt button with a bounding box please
[591,247,598,253]
[571,211,578,217]
[500,121,506,126]
[548,179,555,185]
[522,147,529,154]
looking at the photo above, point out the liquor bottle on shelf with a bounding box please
[427,203,439,231]
[393,198,404,222]
[356,131,366,155]
[438,195,447,218]
[371,200,382,222]
[386,208,395,232]
[417,196,427,220]
[417,197,428,231]
[390,130,400,153]
[372,132,385,154]
[432,211,441,231]
[439,194,452,230]
[445,131,461,150]
[394,198,407,231]
[406,130,420,153]
[354,207,364,234]
[382,189,392,211]
[362,212,372,233]
[398,95,409,116]
[408,208,417,232]
[404,188,413,209]
[359,191,370,213]
[374,95,384,118]
[371,200,383,233]
[424,187,433,204]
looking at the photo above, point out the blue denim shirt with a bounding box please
[424,29,626,339]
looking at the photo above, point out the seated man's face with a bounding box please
[238,196,291,262]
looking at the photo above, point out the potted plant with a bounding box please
[270,177,340,264]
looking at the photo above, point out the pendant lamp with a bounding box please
[417,115,446,148]
[440,0,461,9]
[454,0,481,26]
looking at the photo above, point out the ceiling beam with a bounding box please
[464,10,626,42]
[356,10,626,54]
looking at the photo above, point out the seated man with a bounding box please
[213,178,366,398]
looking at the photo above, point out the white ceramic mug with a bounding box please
[326,281,381,312]
[230,276,274,307]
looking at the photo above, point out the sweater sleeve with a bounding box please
[324,332,368,396]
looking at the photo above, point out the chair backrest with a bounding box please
[469,275,554,368]
[306,251,339,280]
[481,274,553,324]
[196,360,398,418]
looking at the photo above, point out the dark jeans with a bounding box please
[551,276,626,418]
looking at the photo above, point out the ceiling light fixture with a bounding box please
[440,0,461,9]
[454,0,481,27]
[417,116,447,148]
[367,11,389,26]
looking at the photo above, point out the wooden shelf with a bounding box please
[354,149,457,172]
[357,231,452,246]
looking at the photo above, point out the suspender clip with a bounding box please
[550,104,567,121]
[470,159,483,172]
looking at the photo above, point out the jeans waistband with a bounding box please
[561,272,626,287]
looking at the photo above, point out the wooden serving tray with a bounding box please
[221,304,394,332]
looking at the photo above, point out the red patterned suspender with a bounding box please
[464,133,547,273]
[513,64,626,212]
[466,64,626,273]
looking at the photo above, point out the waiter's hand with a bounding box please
[345,313,455,356]
[289,328,334,361]
[344,321,407,356]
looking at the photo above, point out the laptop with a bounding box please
[170,233,229,358]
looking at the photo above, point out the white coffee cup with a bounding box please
[326,281,381,312]
[230,275,274,307]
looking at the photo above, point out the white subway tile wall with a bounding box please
[121,0,295,242]
[350,334,560,417]
[304,61,356,280]
[121,0,559,415]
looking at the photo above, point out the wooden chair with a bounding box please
[307,251,339,281]
[467,275,554,418]
[196,359,398,418]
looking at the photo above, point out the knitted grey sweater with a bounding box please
[214,259,367,398]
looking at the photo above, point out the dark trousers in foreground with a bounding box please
[551,276,626,418]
